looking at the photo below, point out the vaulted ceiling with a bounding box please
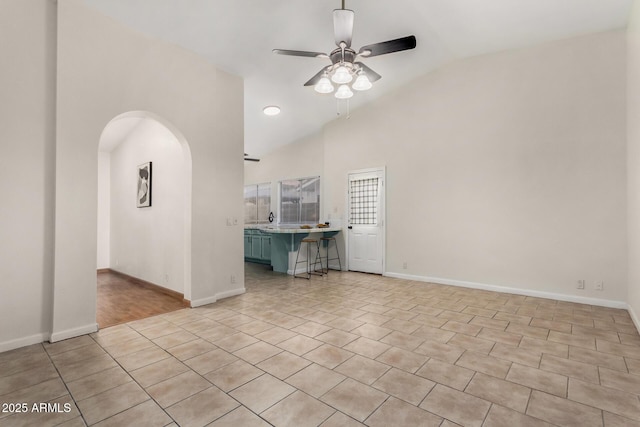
[84,0,633,156]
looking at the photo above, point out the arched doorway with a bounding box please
[96,111,192,327]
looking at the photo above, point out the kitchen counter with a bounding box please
[245,226,342,274]
[258,226,342,234]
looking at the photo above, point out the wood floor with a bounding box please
[97,271,187,328]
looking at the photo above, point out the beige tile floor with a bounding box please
[2,263,640,426]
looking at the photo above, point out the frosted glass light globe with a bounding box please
[335,84,353,99]
[314,76,334,94]
[352,74,372,91]
[331,66,353,84]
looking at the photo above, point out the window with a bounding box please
[244,183,271,224]
[279,176,320,224]
[349,177,379,225]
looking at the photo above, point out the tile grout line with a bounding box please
[143,306,282,426]
[42,343,89,427]
[143,318,250,424]
[85,333,177,426]
[201,301,337,426]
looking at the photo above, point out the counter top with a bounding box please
[246,226,342,234]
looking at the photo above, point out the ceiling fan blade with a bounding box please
[333,9,355,47]
[354,62,381,82]
[273,49,328,59]
[304,66,331,87]
[358,35,416,58]
[244,153,260,162]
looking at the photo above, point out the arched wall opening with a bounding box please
[97,111,193,303]
[50,0,244,342]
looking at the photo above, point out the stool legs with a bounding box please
[294,239,324,279]
[321,237,342,274]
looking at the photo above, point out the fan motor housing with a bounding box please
[330,48,357,65]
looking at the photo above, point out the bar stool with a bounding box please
[294,238,324,279]
[320,236,342,274]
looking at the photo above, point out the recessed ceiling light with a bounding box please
[263,105,281,116]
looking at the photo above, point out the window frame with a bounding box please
[277,175,321,226]
[243,182,271,225]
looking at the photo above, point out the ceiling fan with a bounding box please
[244,153,260,162]
[273,0,416,99]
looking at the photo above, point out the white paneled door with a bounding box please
[347,168,385,274]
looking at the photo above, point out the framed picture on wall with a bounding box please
[137,162,152,208]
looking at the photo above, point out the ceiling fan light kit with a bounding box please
[274,1,416,100]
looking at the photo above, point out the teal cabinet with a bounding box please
[244,231,252,258]
[251,236,262,259]
[261,236,271,260]
[244,229,271,264]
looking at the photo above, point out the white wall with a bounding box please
[628,1,640,324]
[50,0,244,341]
[325,31,627,305]
[0,0,56,351]
[248,31,628,306]
[107,118,186,294]
[0,0,243,350]
[244,132,324,224]
[97,152,110,269]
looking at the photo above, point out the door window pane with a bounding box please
[349,177,378,225]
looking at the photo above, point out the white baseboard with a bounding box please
[190,295,218,307]
[287,263,342,276]
[327,262,343,271]
[49,323,98,343]
[628,304,640,333]
[384,272,628,309]
[217,287,246,300]
[191,287,246,307]
[0,332,50,353]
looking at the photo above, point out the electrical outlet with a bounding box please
[403,261,407,269]
[230,275,236,284]
[165,274,169,283]
[577,280,585,289]
[226,217,233,226]
[595,281,604,291]
[233,217,238,226]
